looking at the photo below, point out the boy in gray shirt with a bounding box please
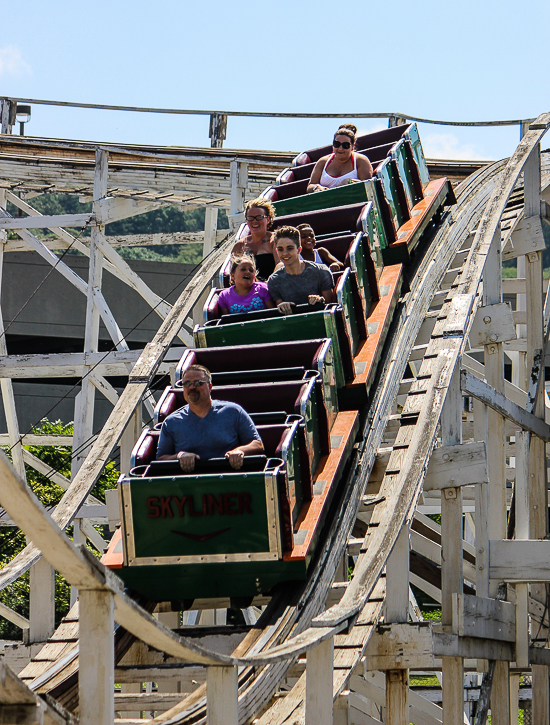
[268,226,333,315]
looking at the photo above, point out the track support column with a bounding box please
[440,367,465,725]
[306,637,334,725]
[385,525,409,723]
[79,589,114,725]
[207,665,238,725]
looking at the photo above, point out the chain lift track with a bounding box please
[0,115,549,724]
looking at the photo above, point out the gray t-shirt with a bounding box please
[156,400,261,459]
[267,260,333,306]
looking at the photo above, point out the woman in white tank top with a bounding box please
[307,124,373,193]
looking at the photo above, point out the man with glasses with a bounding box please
[157,364,263,472]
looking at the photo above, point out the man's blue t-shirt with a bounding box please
[156,399,261,460]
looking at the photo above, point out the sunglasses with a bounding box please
[246,214,268,222]
[333,140,351,149]
[182,380,208,389]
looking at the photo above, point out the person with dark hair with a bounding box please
[231,197,278,280]
[297,224,343,272]
[217,254,274,315]
[156,364,264,472]
[268,226,333,316]
[307,124,373,193]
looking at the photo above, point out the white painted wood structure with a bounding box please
[0,110,549,724]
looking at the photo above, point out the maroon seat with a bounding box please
[276,141,398,186]
[154,377,330,473]
[130,420,306,470]
[176,339,332,380]
[271,202,368,238]
[261,178,309,202]
[293,125,411,165]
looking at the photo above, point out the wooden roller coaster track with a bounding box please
[0,114,549,725]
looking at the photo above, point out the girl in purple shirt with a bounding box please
[218,254,275,315]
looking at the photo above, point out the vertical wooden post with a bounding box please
[157,610,182,695]
[385,525,409,722]
[0,99,15,135]
[203,206,219,257]
[440,367,465,725]
[118,409,142,476]
[306,637,334,725]
[207,665,238,725]
[72,149,109,476]
[515,431,530,669]
[229,160,248,219]
[473,398,489,601]
[510,674,520,725]
[386,670,408,724]
[29,557,55,643]
[79,589,114,725]
[209,113,228,148]
[523,145,549,725]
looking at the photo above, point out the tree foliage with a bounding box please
[0,419,119,639]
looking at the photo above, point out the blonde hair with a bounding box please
[244,197,276,224]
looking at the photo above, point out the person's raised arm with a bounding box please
[357,154,374,180]
[307,158,327,193]
[318,247,344,272]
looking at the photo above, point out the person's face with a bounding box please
[275,238,301,266]
[181,369,212,406]
[245,206,270,236]
[231,261,256,290]
[332,134,353,161]
[299,227,316,251]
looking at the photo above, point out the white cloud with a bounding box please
[0,46,31,77]
[422,132,486,161]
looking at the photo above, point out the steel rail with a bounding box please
[1,96,534,128]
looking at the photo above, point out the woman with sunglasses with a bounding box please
[232,197,278,280]
[307,124,373,193]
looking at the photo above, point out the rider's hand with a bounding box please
[308,295,324,306]
[177,451,199,472]
[277,301,295,316]
[225,448,245,469]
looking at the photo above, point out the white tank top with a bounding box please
[319,153,358,188]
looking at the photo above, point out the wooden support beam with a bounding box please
[207,666,238,725]
[79,589,114,725]
[0,212,93,229]
[469,301,516,346]
[461,369,550,440]
[305,637,334,725]
[424,441,488,490]
[452,593,515,642]
[489,539,550,581]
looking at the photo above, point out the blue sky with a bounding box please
[0,0,548,160]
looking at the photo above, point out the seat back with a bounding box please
[292,124,411,165]
[194,304,353,389]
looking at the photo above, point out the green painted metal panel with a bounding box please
[405,123,430,185]
[337,270,360,357]
[378,159,406,230]
[128,473,270,559]
[364,180,390,250]
[393,142,415,210]
[116,558,308,600]
[272,181,369,217]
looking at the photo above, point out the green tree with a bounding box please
[0,419,119,639]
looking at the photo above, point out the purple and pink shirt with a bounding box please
[218,282,272,314]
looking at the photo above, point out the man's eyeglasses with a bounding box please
[246,214,268,222]
[182,380,208,389]
[333,140,351,149]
